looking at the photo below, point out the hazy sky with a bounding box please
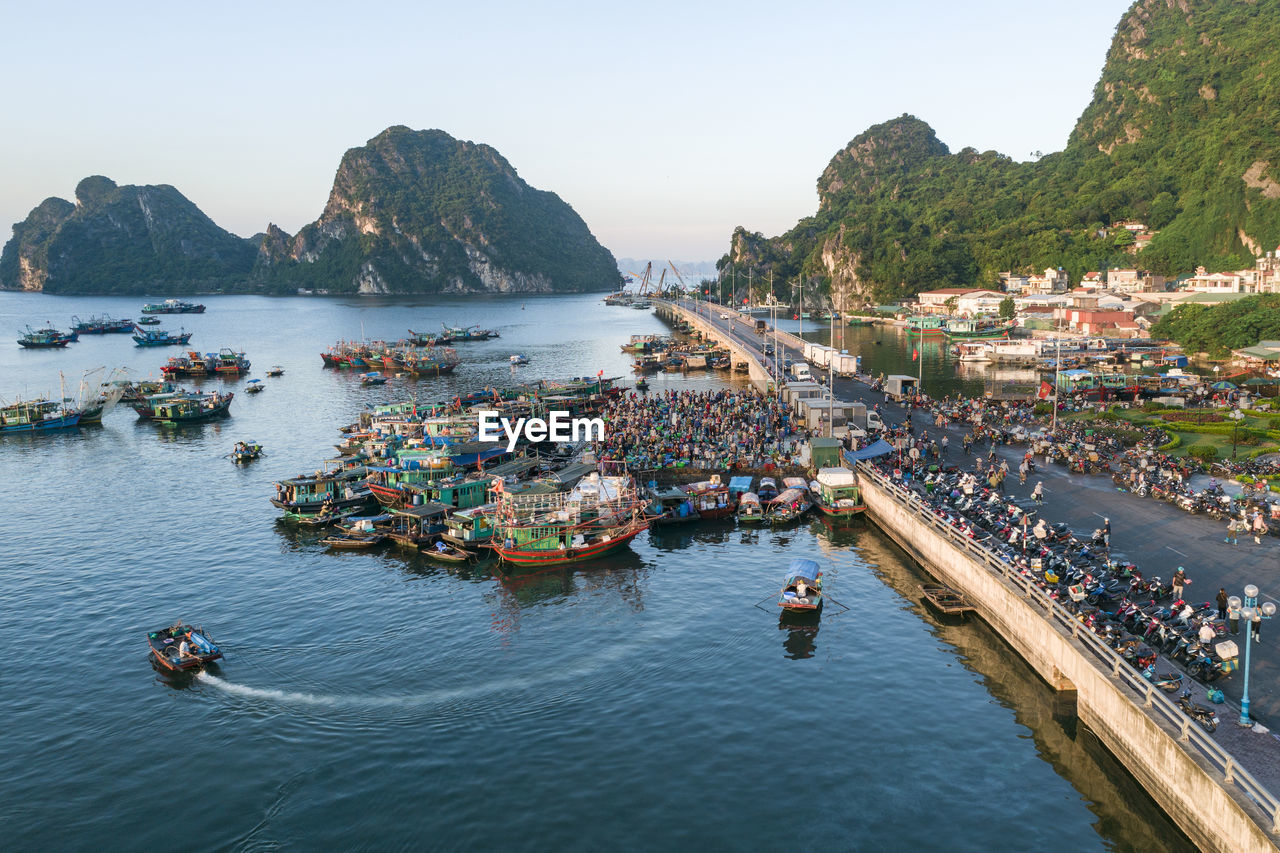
[1,0,1132,262]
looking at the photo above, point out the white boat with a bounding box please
[510,354,529,365]
[955,342,992,362]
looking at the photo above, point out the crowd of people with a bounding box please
[594,389,810,470]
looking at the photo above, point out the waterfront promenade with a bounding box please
[659,297,1280,848]
[667,297,1278,720]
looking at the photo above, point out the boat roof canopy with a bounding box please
[786,558,822,584]
[392,502,450,518]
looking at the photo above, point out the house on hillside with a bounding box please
[1107,268,1166,294]
[1026,267,1070,294]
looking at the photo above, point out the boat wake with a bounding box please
[196,615,695,713]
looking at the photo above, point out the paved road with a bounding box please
[671,298,1280,723]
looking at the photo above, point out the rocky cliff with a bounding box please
[254,126,620,294]
[0,176,255,294]
[723,0,1280,305]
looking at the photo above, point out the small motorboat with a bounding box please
[230,441,263,463]
[635,377,649,391]
[424,540,474,563]
[147,623,222,671]
[266,366,285,377]
[135,316,161,326]
[778,559,823,617]
[244,379,265,394]
[509,354,529,365]
[736,492,763,524]
[296,507,360,528]
[320,531,387,549]
[360,371,388,386]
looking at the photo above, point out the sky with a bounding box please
[0,0,1133,263]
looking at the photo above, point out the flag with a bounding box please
[911,348,919,362]
[1038,381,1052,400]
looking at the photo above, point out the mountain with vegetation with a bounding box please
[2,128,619,295]
[254,126,620,294]
[722,0,1280,305]
[0,176,256,294]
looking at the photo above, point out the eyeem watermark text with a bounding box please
[477,410,605,452]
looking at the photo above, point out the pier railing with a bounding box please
[856,462,1280,834]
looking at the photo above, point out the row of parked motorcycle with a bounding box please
[889,463,1229,733]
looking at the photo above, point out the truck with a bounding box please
[755,319,767,334]
[802,342,824,363]
[788,362,812,381]
[782,381,829,408]
[810,346,836,368]
[884,375,918,402]
[829,352,860,378]
[845,402,885,434]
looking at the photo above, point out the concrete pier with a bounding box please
[857,465,1280,852]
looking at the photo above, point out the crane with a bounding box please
[668,261,689,298]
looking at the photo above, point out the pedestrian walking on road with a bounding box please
[1172,567,1188,600]
[1019,460,1029,485]
[1032,482,1043,504]
[1101,517,1111,549]
[1226,518,1239,545]
[1216,588,1229,621]
[1253,513,1269,545]
[941,435,949,455]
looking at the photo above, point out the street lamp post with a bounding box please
[1230,408,1245,458]
[1227,585,1277,727]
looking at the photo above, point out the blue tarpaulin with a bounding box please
[785,558,822,584]
[843,439,894,463]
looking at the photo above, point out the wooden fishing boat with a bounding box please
[920,584,975,616]
[778,559,824,616]
[321,530,387,549]
[295,507,361,528]
[136,316,161,326]
[634,377,649,391]
[0,399,82,433]
[360,371,387,386]
[230,441,263,463]
[442,503,497,549]
[132,327,193,347]
[647,485,701,525]
[489,474,649,567]
[683,476,733,519]
[905,316,945,337]
[385,503,450,549]
[17,326,74,348]
[244,379,264,394]
[423,540,475,562]
[272,466,376,518]
[71,314,134,335]
[148,391,233,423]
[766,486,812,526]
[266,366,285,377]
[757,477,779,501]
[147,623,222,671]
[736,492,764,524]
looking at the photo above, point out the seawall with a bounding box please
[856,465,1280,852]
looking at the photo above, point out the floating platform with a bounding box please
[920,584,975,616]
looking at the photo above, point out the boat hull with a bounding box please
[0,412,82,433]
[492,525,646,567]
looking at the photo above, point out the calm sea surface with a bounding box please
[0,292,1190,850]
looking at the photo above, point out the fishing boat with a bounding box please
[905,316,945,337]
[320,530,387,549]
[766,485,812,526]
[17,326,75,348]
[295,507,361,528]
[147,623,222,671]
[230,440,263,463]
[71,314,135,335]
[736,492,764,524]
[160,351,211,378]
[634,377,649,391]
[132,326,192,347]
[442,503,497,550]
[757,477,779,501]
[141,299,206,314]
[440,323,499,342]
[943,318,1012,340]
[809,467,865,518]
[846,316,874,326]
[266,365,285,377]
[244,379,264,394]
[778,558,824,616]
[683,476,733,519]
[135,316,161,326]
[272,466,377,518]
[510,354,529,365]
[489,473,649,567]
[386,503,451,549]
[150,391,233,423]
[360,371,387,386]
[423,539,475,563]
[0,398,82,433]
[647,485,701,525]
